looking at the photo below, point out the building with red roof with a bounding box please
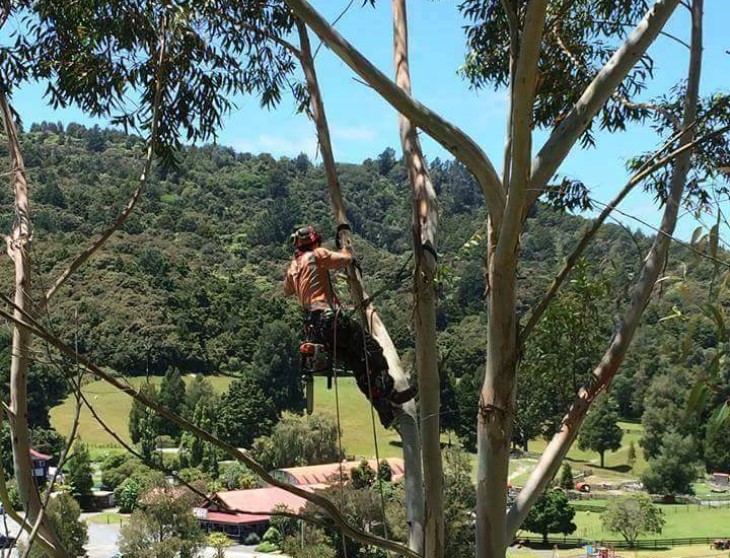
[271,458,405,486]
[195,458,405,541]
[195,486,313,541]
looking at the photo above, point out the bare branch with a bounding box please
[526,0,681,213]
[0,298,420,558]
[285,0,506,222]
[44,17,169,304]
[520,121,729,342]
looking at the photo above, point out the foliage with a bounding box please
[30,428,66,464]
[207,532,232,558]
[640,373,689,460]
[518,262,614,447]
[578,395,623,468]
[523,490,577,544]
[129,382,160,445]
[119,485,204,558]
[158,367,186,440]
[251,412,342,470]
[114,469,166,513]
[179,397,220,475]
[23,492,88,558]
[443,449,477,557]
[460,0,656,150]
[703,421,730,473]
[252,321,304,414]
[628,440,637,471]
[558,463,574,490]
[281,527,337,558]
[101,455,150,490]
[220,462,258,490]
[350,459,377,489]
[641,431,701,496]
[66,440,94,502]
[216,374,277,448]
[244,532,260,546]
[601,493,665,547]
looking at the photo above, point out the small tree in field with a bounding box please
[207,532,232,558]
[66,440,94,505]
[558,463,574,490]
[24,491,88,558]
[578,396,623,468]
[641,432,700,497]
[602,494,664,547]
[522,490,576,544]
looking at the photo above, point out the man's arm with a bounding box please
[283,269,295,296]
[315,247,352,270]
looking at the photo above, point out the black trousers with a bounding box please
[304,309,394,400]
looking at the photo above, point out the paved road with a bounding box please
[1,512,281,558]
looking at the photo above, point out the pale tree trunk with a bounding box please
[506,0,703,541]
[478,3,547,558]
[0,89,68,558]
[295,20,425,553]
[391,1,442,557]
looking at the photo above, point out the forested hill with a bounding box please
[0,123,724,436]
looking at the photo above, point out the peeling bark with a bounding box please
[507,0,704,541]
[296,19,425,553]
[1,88,68,558]
[391,0,441,556]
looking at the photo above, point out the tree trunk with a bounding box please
[506,0,703,541]
[1,89,68,558]
[391,1,443,557]
[295,20,425,553]
[477,222,519,558]
[600,451,605,469]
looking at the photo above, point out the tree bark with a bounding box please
[478,3,547,557]
[1,89,68,558]
[525,0,681,213]
[296,19,425,553]
[507,0,704,541]
[284,0,506,222]
[391,1,442,557]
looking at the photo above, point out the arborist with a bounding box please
[283,225,417,427]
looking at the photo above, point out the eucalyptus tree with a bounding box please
[0,2,296,555]
[280,1,729,558]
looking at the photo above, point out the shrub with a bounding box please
[244,532,260,545]
[255,542,278,553]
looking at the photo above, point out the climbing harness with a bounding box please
[299,310,335,414]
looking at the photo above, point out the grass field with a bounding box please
[517,500,730,541]
[49,375,401,458]
[51,375,654,477]
[49,374,234,447]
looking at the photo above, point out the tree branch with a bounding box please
[43,19,169,304]
[525,0,681,214]
[0,298,420,558]
[507,0,704,540]
[285,0,506,222]
[520,121,729,342]
[497,0,548,264]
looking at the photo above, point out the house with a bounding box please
[270,458,405,486]
[195,486,313,541]
[30,449,51,484]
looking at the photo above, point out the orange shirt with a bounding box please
[284,247,352,311]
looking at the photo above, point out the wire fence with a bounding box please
[514,536,730,550]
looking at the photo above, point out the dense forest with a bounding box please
[0,122,727,472]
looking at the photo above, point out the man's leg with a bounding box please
[331,313,415,427]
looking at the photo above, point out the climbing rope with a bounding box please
[357,281,390,547]
[331,306,349,558]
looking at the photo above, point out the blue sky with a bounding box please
[5,1,730,240]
